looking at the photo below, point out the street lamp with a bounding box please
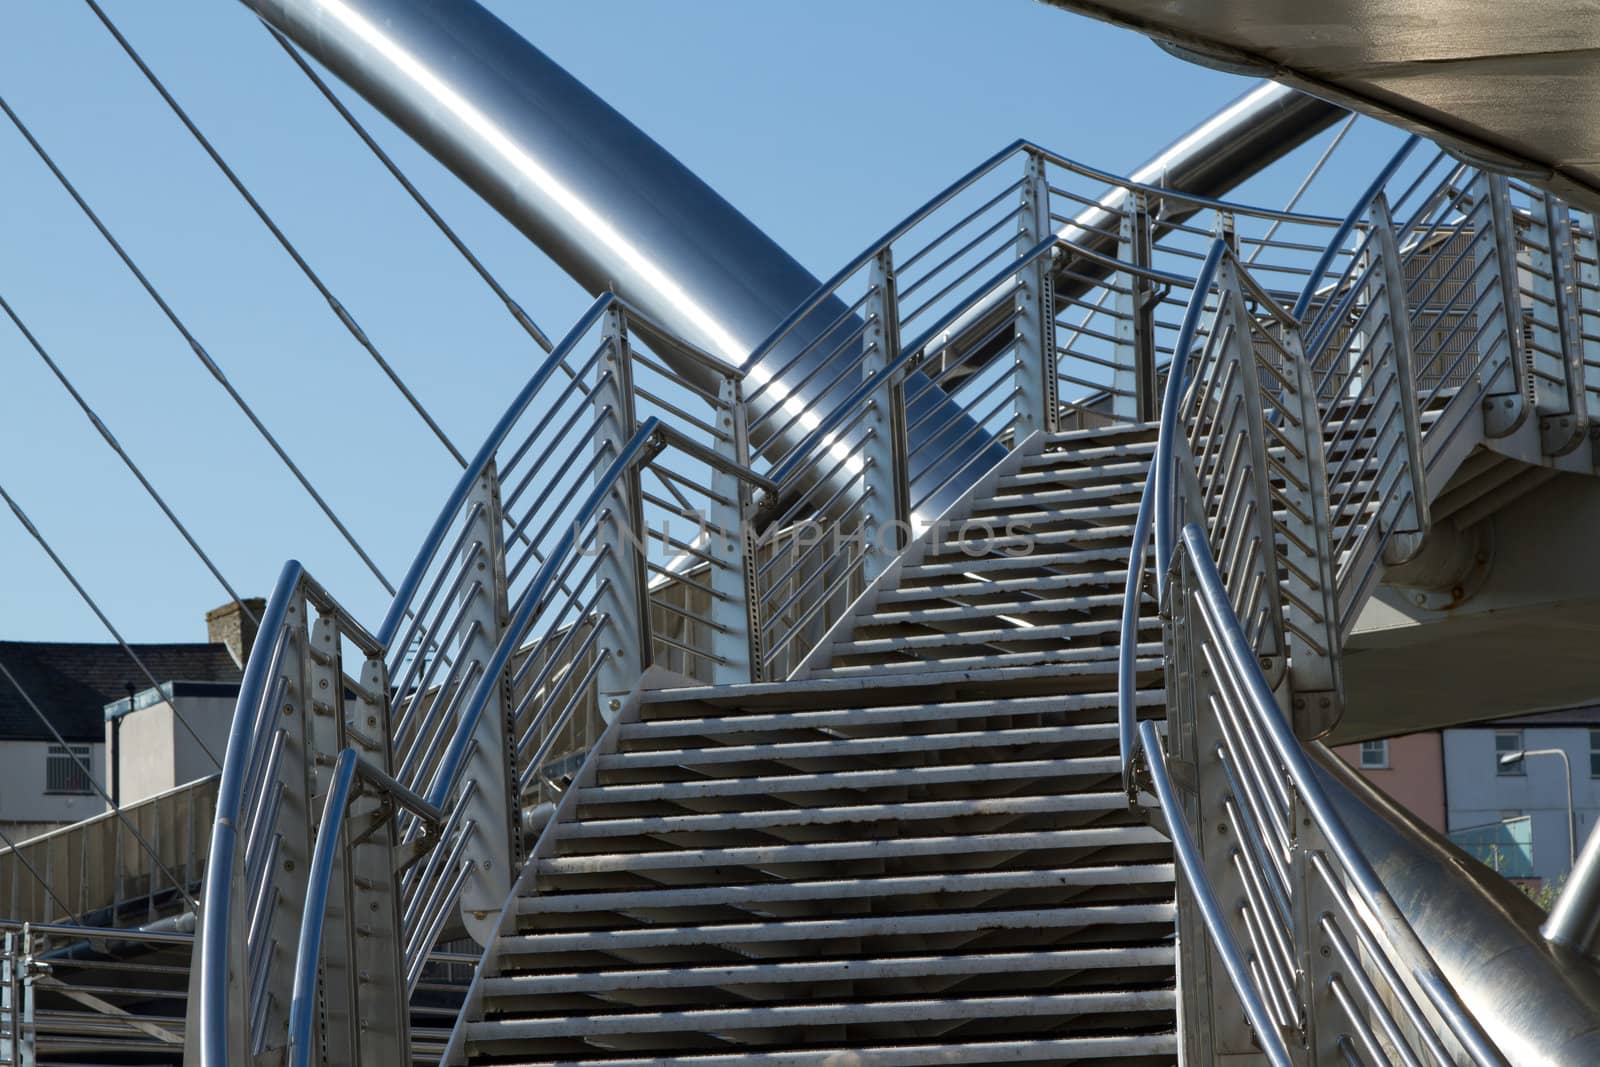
[1500,748,1577,870]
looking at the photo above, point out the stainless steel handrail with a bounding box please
[285,747,358,1067]
[1175,523,1507,1067]
[198,558,304,1067]
[1137,717,1292,1067]
[1119,226,1507,1063]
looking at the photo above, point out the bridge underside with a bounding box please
[1042,0,1600,214]
[1339,472,1600,742]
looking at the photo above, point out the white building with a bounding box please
[1443,707,1600,886]
[0,600,255,841]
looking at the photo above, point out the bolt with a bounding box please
[608,698,621,711]
[284,859,295,872]
[1320,945,1330,958]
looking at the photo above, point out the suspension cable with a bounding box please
[0,291,258,629]
[85,0,467,467]
[261,23,555,355]
[0,820,82,926]
[0,483,223,770]
[0,655,199,912]
[0,93,395,595]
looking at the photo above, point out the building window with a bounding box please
[1360,739,1390,769]
[45,744,94,795]
[1495,730,1524,776]
[1591,730,1600,778]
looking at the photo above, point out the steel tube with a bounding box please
[286,748,359,1067]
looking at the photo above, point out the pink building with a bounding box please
[1332,732,1446,833]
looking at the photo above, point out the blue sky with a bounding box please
[0,1,1404,643]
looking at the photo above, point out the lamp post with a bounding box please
[1501,748,1577,871]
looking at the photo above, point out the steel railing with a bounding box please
[187,127,1600,1066]
[741,139,1352,676]
[1120,232,1509,1064]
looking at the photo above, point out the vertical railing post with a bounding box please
[1116,191,1158,422]
[1272,321,1344,737]
[451,463,519,947]
[707,373,762,682]
[1214,255,1288,685]
[1288,804,1340,1065]
[301,606,357,1067]
[1530,197,1590,454]
[1475,173,1532,437]
[1369,195,1430,562]
[312,623,409,1067]
[861,249,910,577]
[1016,150,1058,434]
[594,304,651,706]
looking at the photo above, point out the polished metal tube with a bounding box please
[244,0,1339,523]
[1544,803,1600,961]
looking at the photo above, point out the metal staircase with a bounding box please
[446,427,1176,1066]
[165,119,1600,1065]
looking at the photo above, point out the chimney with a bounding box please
[207,598,267,669]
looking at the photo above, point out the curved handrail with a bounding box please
[740,135,1350,379]
[198,557,303,1067]
[1292,134,1421,321]
[1137,716,1293,1067]
[286,747,358,1067]
[423,416,664,811]
[1117,237,1223,795]
[1177,523,1507,1067]
[1151,239,1227,586]
[1117,233,1506,1064]
[738,140,1032,376]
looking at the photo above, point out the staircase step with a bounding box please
[901,552,1126,580]
[470,1033,1179,1067]
[833,618,1152,657]
[877,569,1138,604]
[565,791,1128,839]
[480,943,1176,996]
[519,863,1176,915]
[996,459,1150,490]
[821,646,1161,677]
[860,593,1125,626]
[597,722,1124,771]
[466,988,1176,1042]
[975,482,1143,510]
[497,900,1177,953]
[536,824,1168,876]
[579,753,1123,804]
[627,689,1163,737]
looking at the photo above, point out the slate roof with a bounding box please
[0,642,242,743]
